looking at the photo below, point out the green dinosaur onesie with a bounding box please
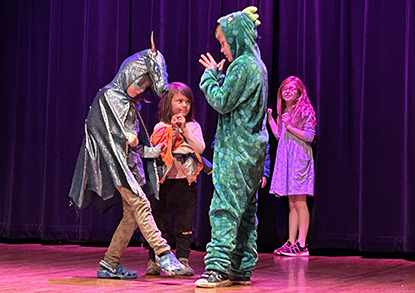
[199,8,269,277]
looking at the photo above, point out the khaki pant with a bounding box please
[104,186,170,267]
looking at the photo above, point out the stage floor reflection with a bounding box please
[0,243,414,292]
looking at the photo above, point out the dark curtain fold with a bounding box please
[0,0,414,253]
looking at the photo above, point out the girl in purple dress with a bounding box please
[267,76,316,257]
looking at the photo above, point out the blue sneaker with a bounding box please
[97,260,137,279]
[157,252,184,275]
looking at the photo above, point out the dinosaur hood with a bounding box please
[217,9,260,61]
[107,49,169,98]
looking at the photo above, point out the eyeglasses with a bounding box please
[282,87,297,93]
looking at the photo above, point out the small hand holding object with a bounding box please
[199,52,225,70]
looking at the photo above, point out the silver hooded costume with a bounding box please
[69,49,169,214]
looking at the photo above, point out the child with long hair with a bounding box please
[267,76,316,257]
[146,81,206,276]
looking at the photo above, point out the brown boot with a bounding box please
[178,258,194,276]
[145,259,160,275]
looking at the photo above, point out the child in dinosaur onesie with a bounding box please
[196,6,269,288]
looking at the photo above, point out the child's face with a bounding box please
[216,33,233,63]
[127,75,152,98]
[281,81,299,104]
[170,93,191,117]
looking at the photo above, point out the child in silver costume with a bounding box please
[69,38,184,278]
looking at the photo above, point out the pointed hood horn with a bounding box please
[151,31,157,55]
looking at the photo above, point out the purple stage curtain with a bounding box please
[0,0,414,253]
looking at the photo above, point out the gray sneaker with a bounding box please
[178,258,194,276]
[145,259,160,275]
[195,270,232,288]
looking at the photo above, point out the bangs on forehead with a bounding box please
[215,25,224,38]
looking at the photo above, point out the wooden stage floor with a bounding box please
[1,243,415,292]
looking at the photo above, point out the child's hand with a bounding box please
[261,176,267,188]
[281,113,290,127]
[177,115,186,131]
[217,59,226,71]
[267,108,273,122]
[172,114,186,130]
[156,142,168,154]
[171,115,179,128]
[199,53,224,70]
[127,134,138,147]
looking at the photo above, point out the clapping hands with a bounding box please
[171,114,185,127]
[171,114,188,134]
[199,52,225,71]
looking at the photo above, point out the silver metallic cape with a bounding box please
[69,49,168,214]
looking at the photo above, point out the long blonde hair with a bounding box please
[276,76,316,130]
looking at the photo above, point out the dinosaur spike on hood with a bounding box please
[151,31,157,55]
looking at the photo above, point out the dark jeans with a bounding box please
[148,178,197,260]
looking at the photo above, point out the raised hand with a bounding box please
[217,58,226,71]
[267,108,274,122]
[171,114,186,131]
[177,115,186,131]
[199,52,225,70]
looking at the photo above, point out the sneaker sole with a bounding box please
[162,269,184,276]
[177,271,194,276]
[195,279,232,288]
[232,281,251,285]
[97,271,137,279]
[280,252,309,257]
